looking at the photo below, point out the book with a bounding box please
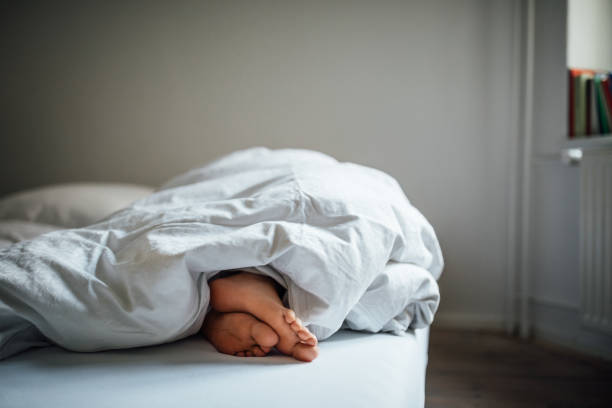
[589,77,601,135]
[598,74,612,134]
[570,69,588,137]
[595,75,610,133]
[568,68,612,138]
[569,70,574,137]
[577,72,594,136]
[586,77,593,135]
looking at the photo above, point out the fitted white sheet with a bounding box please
[0,328,429,408]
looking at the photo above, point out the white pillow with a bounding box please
[0,183,154,228]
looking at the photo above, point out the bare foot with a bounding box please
[209,272,319,362]
[201,310,279,357]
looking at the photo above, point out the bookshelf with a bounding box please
[564,135,612,150]
[566,1,612,145]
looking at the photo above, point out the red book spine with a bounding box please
[602,77,612,130]
[569,68,596,138]
[569,70,574,138]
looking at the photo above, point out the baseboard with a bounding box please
[531,298,612,361]
[431,301,612,361]
[432,312,505,331]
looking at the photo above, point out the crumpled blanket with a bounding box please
[0,148,443,360]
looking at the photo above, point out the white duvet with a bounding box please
[0,148,442,360]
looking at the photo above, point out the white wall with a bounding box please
[567,0,612,70]
[0,1,521,328]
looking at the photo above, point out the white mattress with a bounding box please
[0,328,429,408]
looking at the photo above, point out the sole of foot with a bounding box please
[209,272,319,362]
[201,310,279,357]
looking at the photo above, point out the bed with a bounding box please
[0,328,429,408]
[0,149,442,408]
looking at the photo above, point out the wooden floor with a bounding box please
[426,329,612,407]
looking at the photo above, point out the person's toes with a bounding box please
[283,309,317,346]
[251,345,266,357]
[292,343,319,362]
[235,351,245,357]
[298,330,317,346]
[283,309,296,324]
[245,350,253,357]
[290,318,302,331]
[251,321,279,348]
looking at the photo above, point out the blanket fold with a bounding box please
[0,148,443,359]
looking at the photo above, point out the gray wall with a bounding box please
[0,1,520,327]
